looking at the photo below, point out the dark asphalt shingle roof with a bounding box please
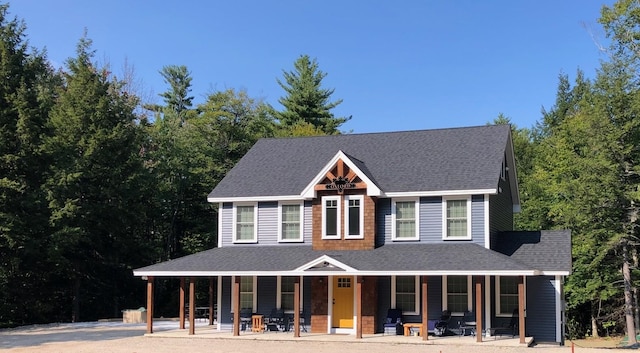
[134,243,539,275]
[208,125,511,199]
[494,230,572,273]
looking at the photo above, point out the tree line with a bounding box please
[3,0,640,344]
[0,3,348,326]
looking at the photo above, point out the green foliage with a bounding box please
[274,55,350,134]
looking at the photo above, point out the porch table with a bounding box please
[403,323,423,336]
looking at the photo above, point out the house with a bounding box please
[133,124,571,344]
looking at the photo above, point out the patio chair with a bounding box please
[382,308,403,335]
[458,311,476,337]
[433,310,451,336]
[240,308,253,331]
[267,308,285,331]
[492,309,518,337]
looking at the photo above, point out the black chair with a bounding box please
[433,310,451,336]
[458,311,476,337]
[492,309,518,337]
[383,308,403,335]
[268,308,285,331]
[240,308,253,331]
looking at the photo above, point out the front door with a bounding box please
[332,276,354,328]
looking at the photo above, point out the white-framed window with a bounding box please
[442,275,471,315]
[322,196,341,239]
[233,203,257,243]
[344,195,364,239]
[391,275,419,315]
[278,202,303,242]
[391,199,419,241]
[442,196,472,240]
[500,157,507,181]
[496,276,522,317]
[231,276,257,312]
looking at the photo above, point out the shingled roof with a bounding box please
[494,230,572,273]
[208,124,515,200]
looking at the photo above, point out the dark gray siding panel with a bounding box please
[526,276,557,343]
[376,276,391,332]
[427,276,443,320]
[303,201,312,243]
[377,198,391,246]
[258,202,278,245]
[420,197,442,243]
[257,276,277,315]
[221,276,232,324]
[489,174,514,248]
[471,195,485,245]
[221,203,233,247]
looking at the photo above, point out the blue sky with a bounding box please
[8,0,613,133]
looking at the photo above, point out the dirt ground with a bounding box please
[0,322,630,353]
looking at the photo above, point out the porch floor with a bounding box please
[145,321,534,347]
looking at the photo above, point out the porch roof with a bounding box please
[133,243,546,277]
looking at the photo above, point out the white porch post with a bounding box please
[485,275,491,337]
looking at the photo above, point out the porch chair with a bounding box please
[240,308,253,331]
[458,311,476,337]
[433,310,451,336]
[382,308,403,335]
[492,308,518,337]
[267,308,285,331]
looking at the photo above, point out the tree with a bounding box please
[44,35,151,321]
[274,55,350,134]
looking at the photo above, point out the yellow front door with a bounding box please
[332,277,354,328]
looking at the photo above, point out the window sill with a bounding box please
[344,235,364,240]
[233,240,258,244]
[278,239,304,243]
[392,237,420,242]
[442,236,472,241]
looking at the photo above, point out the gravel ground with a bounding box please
[0,322,628,353]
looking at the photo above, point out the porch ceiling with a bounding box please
[133,243,538,277]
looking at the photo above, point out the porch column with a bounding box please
[233,276,240,336]
[518,276,525,343]
[146,276,154,334]
[209,277,215,325]
[179,277,186,329]
[475,276,483,343]
[189,277,195,335]
[421,276,428,341]
[294,276,301,338]
[356,276,363,339]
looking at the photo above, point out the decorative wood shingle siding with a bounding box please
[420,197,442,243]
[304,201,312,243]
[489,175,514,248]
[471,195,485,245]
[526,276,557,342]
[258,202,278,245]
[221,203,233,247]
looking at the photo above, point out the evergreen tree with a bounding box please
[274,55,350,134]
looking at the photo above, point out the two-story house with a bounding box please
[134,124,571,344]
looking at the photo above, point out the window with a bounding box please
[496,276,520,316]
[322,196,341,239]
[392,199,419,240]
[240,276,255,311]
[233,204,257,243]
[280,277,295,312]
[443,276,471,314]
[279,203,303,242]
[393,276,419,314]
[443,197,471,239]
[344,195,364,239]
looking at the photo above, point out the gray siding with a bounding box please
[489,171,514,248]
[256,276,277,315]
[221,202,310,247]
[526,276,558,343]
[376,276,443,332]
[377,198,391,246]
[470,195,485,245]
[420,197,442,242]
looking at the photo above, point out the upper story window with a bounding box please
[496,276,521,317]
[442,196,471,240]
[322,196,341,239]
[278,202,303,242]
[233,204,257,243]
[392,199,419,241]
[344,195,364,239]
[442,275,471,315]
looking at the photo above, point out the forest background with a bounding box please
[2,0,640,342]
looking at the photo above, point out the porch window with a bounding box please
[392,199,419,241]
[442,197,471,240]
[279,276,295,312]
[240,276,254,310]
[234,204,257,243]
[443,276,471,314]
[344,195,364,239]
[392,276,419,315]
[496,276,520,316]
[279,203,303,242]
[322,196,341,239]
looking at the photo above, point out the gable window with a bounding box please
[442,197,471,240]
[322,196,341,239]
[392,275,419,315]
[278,203,303,242]
[233,204,257,243]
[392,199,419,241]
[443,275,471,315]
[344,195,364,239]
[496,276,521,316]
